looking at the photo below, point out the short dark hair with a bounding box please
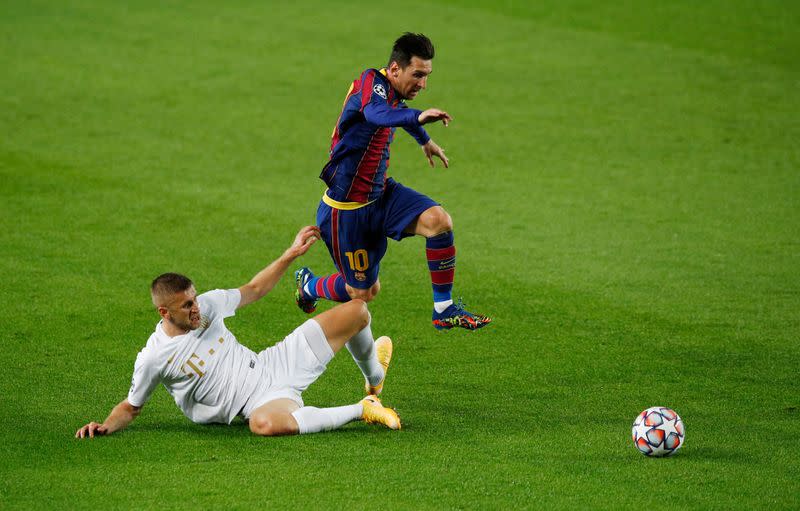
[388,32,434,68]
[151,272,193,306]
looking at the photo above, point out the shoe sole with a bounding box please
[433,316,492,330]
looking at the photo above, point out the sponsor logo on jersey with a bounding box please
[373,84,387,99]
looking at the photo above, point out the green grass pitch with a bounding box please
[2,1,799,508]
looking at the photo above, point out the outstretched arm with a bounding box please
[417,108,452,127]
[363,100,422,128]
[75,399,141,438]
[237,225,320,309]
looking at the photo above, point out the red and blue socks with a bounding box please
[427,231,456,313]
[302,272,350,302]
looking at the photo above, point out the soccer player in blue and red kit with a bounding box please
[294,33,491,330]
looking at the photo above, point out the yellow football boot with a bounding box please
[366,336,393,396]
[360,395,401,430]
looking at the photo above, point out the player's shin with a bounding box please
[345,312,384,387]
[290,405,362,434]
[426,231,456,312]
[304,273,350,302]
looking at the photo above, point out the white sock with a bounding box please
[346,313,384,386]
[290,404,363,434]
[434,299,453,314]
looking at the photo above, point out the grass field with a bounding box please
[2,1,799,509]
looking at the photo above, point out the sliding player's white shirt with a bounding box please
[127,289,263,424]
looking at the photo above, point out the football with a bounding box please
[631,407,685,457]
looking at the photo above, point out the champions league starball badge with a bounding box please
[373,83,387,99]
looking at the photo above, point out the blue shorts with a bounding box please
[317,178,438,289]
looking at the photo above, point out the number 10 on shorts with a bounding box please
[344,250,369,271]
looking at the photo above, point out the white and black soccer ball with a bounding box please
[631,407,685,457]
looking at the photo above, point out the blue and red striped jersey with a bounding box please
[320,68,430,203]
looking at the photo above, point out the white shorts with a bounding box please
[240,319,334,419]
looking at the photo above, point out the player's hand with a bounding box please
[418,108,452,127]
[422,140,449,168]
[75,421,108,439]
[288,225,321,258]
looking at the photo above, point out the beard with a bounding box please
[169,315,200,333]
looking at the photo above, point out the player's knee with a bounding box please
[347,299,370,330]
[249,415,291,437]
[249,416,274,436]
[356,300,370,331]
[434,208,453,232]
[424,206,453,234]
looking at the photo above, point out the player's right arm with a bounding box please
[75,399,142,438]
[76,343,160,439]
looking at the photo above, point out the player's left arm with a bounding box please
[420,139,449,168]
[404,107,450,168]
[237,225,320,309]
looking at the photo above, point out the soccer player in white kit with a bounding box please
[75,225,400,438]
